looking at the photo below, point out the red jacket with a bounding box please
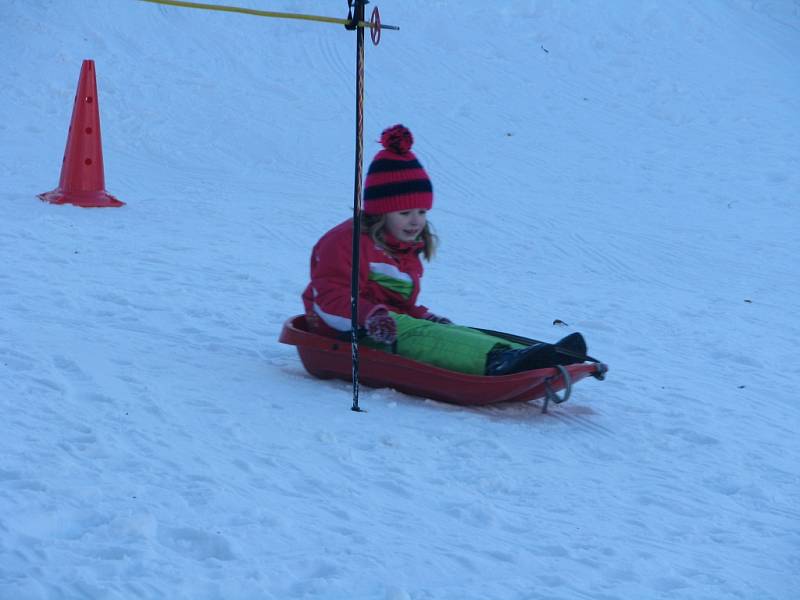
[302,219,430,336]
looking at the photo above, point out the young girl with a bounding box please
[302,124,586,376]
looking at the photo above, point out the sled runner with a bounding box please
[279,315,608,408]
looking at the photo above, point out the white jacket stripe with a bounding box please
[369,261,413,283]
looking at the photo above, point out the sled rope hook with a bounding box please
[542,365,572,413]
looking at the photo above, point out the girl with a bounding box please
[302,124,586,376]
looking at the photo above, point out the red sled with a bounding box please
[279,315,608,409]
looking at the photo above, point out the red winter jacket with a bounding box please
[302,219,430,337]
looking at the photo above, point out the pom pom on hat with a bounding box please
[363,124,433,215]
[380,124,414,155]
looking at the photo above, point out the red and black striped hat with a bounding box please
[363,124,433,215]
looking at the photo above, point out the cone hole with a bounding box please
[85,158,92,166]
[85,96,93,103]
[85,127,93,134]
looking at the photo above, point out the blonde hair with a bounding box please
[361,213,438,261]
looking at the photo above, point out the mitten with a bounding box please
[365,308,397,344]
[423,312,453,325]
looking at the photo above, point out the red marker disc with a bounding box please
[370,6,381,45]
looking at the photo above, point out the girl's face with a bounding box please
[384,209,428,242]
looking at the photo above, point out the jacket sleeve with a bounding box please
[308,232,379,331]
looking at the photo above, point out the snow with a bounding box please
[2,0,799,598]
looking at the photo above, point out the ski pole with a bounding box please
[350,0,367,413]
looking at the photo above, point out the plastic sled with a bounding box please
[279,315,608,408]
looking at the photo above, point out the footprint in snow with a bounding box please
[158,526,235,561]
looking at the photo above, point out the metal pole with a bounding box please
[350,0,367,412]
[136,0,399,29]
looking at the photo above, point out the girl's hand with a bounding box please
[365,308,397,344]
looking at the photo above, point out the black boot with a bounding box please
[553,332,587,363]
[485,332,587,376]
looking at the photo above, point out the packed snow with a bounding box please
[1,1,799,598]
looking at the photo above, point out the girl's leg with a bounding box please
[367,313,525,375]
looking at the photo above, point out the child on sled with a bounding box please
[302,124,587,376]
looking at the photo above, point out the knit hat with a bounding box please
[363,124,433,215]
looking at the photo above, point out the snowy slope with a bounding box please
[1,1,799,598]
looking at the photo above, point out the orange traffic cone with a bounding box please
[39,60,124,207]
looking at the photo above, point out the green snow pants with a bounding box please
[363,312,526,375]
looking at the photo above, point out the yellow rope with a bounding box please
[137,0,370,27]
